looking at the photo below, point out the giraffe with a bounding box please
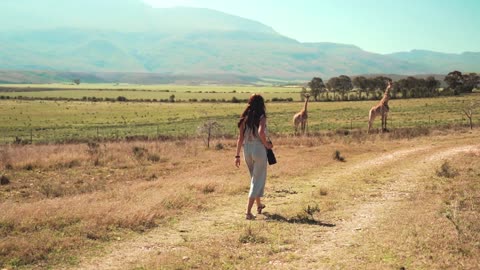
[293,94,310,134]
[368,81,392,134]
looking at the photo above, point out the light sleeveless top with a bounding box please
[243,115,268,143]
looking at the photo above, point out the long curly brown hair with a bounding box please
[237,94,266,136]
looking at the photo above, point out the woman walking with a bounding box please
[235,94,273,220]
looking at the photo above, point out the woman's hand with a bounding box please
[265,141,273,150]
[235,156,241,167]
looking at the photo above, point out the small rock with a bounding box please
[182,256,190,261]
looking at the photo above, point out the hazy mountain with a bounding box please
[388,50,480,74]
[0,0,478,83]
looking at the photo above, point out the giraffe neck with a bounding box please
[379,89,390,105]
[303,98,309,112]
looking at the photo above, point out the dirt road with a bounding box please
[70,137,479,270]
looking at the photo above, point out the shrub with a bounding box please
[86,141,100,155]
[39,183,66,198]
[215,143,224,150]
[295,204,321,222]
[200,183,216,194]
[0,175,10,185]
[437,161,458,178]
[133,146,148,158]
[238,225,267,244]
[23,164,35,171]
[333,150,345,162]
[56,160,81,169]
[303,204,320,220]
[147,154,161,162]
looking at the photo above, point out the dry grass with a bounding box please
[0,127,479,269]
[0,139,245,267]
[324,148,480,269]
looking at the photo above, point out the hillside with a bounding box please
[0,0,479,82]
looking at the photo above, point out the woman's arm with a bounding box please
[258,116,273,149]
[235,123,245,167]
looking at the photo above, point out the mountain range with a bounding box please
[0,0,479,83]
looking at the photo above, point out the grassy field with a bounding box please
[0,128,478,269]
[0,83,301,101]
[0,92,478,144]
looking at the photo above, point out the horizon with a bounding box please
[141,0,480,55]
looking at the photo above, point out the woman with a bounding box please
[235,94,273,220]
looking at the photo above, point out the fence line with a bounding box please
[0,117,474,145]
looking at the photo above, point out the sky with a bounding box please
[141,0,480,54]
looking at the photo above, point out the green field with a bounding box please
[0,83,301,101]
[0,90,478,144]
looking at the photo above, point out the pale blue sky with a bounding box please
[142,0,480,54]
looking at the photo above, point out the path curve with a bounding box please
[70,144,479,270]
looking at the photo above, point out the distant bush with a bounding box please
[271,97,294,102]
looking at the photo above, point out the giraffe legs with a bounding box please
[368,110,375,134]
[381,113,388,132]
[293,117,299,135]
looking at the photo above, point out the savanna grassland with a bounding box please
[0,128,479,270]
[0,84,479,269]
[1,83,479,144]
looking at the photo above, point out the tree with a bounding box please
[444,71,464,94]
[425,76,440,97]
[197,120,222,148]
[463,101,477,130]
[338,75,353,100]
[462,73,480,93]
[405,76,419,98]
[169,94,176,103]
[364,77,376,99]
[396,78,409,98]
[372,76,391,98]
[308,77,325,101]
[353,76,368,100]
[326,77,340,100]
[73,79,81,85]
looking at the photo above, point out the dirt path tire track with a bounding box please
[283,145,479,269]
[69,143,479,270]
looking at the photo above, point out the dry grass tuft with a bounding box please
[436,160,459,178]
[238,225,269,244]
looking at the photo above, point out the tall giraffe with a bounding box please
[368,81,392,134]
[293,94,310,134]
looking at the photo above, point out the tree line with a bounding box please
[304,71,480,101]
